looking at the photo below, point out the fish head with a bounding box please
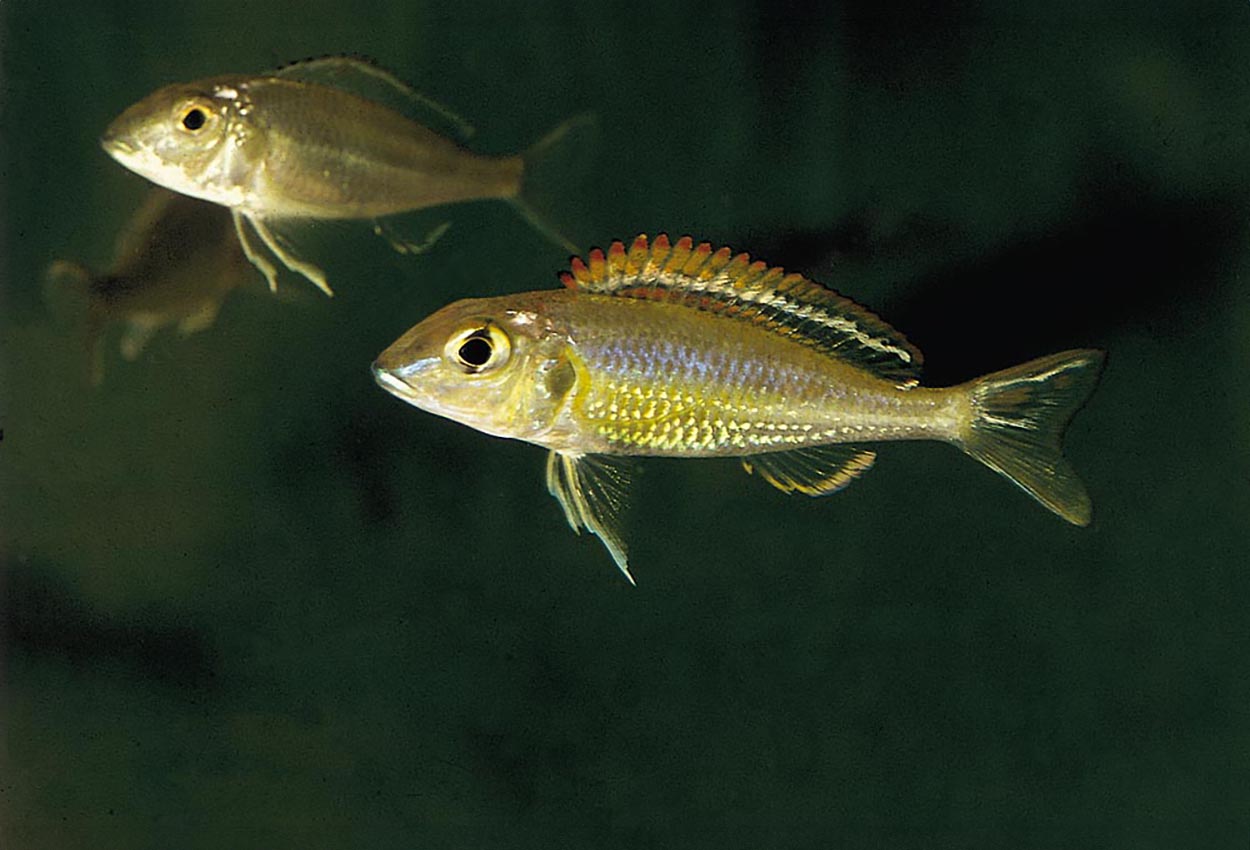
[373,295,578,443]
[101,77,263,208]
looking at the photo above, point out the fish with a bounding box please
[372,234,1105,582]
[100,56,591,296]
[44,187,254,385]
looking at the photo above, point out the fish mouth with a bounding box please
[98,133,139,163]
[371,360,438,407]
[99,127,136,157]
[372,361,413,396]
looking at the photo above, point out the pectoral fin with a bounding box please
[741,445,876,496]
[545,451,634,584]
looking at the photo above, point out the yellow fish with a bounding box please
[44,187,253,385]
[373,234,1105,582]
[100,56,590,295]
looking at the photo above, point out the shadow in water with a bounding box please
[1,558,219,691]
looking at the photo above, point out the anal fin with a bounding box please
[545,451,634,584]
[741,445,876,496]
[371,218,451,256]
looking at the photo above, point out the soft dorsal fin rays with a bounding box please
[272,55,476,143]
[545,451,635,584]
[559,234,924,387]
[742,445,877,496]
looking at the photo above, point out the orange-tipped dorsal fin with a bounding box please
[557,233,923,385]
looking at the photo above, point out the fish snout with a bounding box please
[371,359,410,396]
[100,133,137,159]
[371,354,438,404]
[99,105,147,160]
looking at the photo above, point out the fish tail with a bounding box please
[43,260,107,385]
[958,349,1105,525]
[43,259,92,315]
[511,112,599,254]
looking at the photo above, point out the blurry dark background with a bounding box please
[3,1,1250,847]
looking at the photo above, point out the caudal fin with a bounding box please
[510,113,599,254]
[44,259,107,385]
[959,349,1105,526]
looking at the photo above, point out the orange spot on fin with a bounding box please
[567,256,592,286]
[626,234,649,274]
[588,247,606,281]
[681,242,713,277]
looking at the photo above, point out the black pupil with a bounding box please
[458,335,493,369]
[182,108,206,131]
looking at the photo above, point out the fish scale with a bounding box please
[543,292,950,457]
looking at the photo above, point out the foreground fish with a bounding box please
[44,187,253,385]
[373,234,1105,582]
[101,56,589,295]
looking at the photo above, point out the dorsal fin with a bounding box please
[558,234,923,385]
[271,54,475,143]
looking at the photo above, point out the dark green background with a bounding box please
[3,1,1250,847]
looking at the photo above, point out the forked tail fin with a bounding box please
[511,113,599,254]
[959,349,1105,525]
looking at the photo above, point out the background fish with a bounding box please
[374,234,1105,581]
[44,187,254,385]
[100,56,593,295]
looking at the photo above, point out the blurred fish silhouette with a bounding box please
[45,187,254,385]
[100,55,594,295]
[374,234,1105,582]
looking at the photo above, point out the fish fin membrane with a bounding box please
[512,113,599,255]
[960,349,1105,526]
[272,54,475,142]
[371,219,451,256]
[545,451,635,584]
[558,235,923,386]
[741,445,876,496]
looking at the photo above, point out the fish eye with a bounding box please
[458,336,493,368]
[446,324,511,374]
[174,100,215,134]
[182,107,207,131]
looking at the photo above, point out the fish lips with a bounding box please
[99,128,137,158]
[100,101,151,162]
[371,356,439,407]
